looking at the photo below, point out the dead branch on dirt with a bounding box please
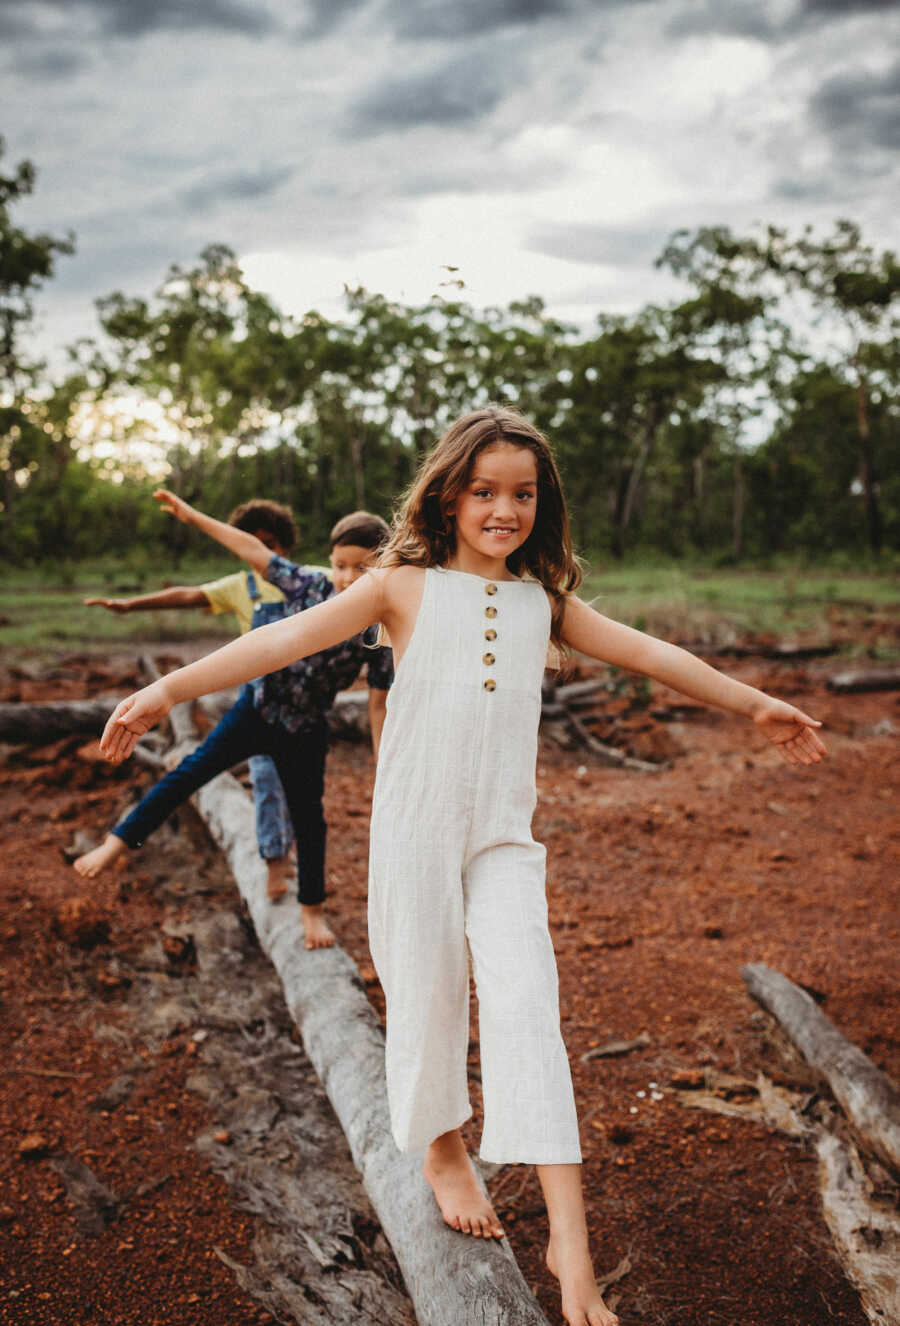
[580,1033,651,1062]
[827,667,900,694]
[742,963,900,1176]
[563,709,665,772]
[671,1068,900,1326]
[192,769,552,1326]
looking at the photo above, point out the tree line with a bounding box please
[2,139,898,568]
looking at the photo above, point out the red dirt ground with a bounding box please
[1,646,897,1325]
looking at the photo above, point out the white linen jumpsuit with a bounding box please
[368,566,582,1164]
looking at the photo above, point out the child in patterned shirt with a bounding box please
[74,494,393,950]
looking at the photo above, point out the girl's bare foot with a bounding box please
[73,833,127,879]
[266,855,292,901]
[300,903,335,949]
[546,1239,619,1326]
[423,1129,504,1238]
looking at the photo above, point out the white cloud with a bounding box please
[4,0,897,369]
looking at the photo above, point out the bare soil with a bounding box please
[1,644,898,1326]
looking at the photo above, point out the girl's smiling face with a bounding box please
[449,443,538,576]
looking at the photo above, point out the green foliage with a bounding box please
[1,182,898,568]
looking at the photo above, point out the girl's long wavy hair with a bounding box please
[380,405,581,651]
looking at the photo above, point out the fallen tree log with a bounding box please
[827,667,900,694]
[0,700,115,744]
[742,963,900,1176]
[193,768,551,1326]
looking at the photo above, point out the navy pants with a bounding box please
[113,688,328,905]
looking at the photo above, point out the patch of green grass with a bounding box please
[579,565,900,647]
[1,558,897,659]
[0,556,241,657]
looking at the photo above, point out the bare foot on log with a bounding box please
[300,903,335,949]
[424,1129,504,1238]
[546,1239,619,1326]
[73,833,127,879]
[266,855,292,901]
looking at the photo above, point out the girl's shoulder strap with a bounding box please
[246,570,259,601]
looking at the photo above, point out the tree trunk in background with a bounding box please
[854,366,882,556]
[693,452,706,549]
[732,451,744,561]
[612,424,654,559]
[350,435,366,509]
[2,460,14,560]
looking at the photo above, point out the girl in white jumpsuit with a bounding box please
[369,564,581,1163]
[101,406,825,1326]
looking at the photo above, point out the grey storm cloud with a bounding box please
[13,46,90,79]
[388,0,576,41]
[664,2,780,41]
[802,0,900,11]
[298,0,370,37]
[345,52,512,135]
[178,165,295,212]
[526,223,670,269]
[811,60,900,151]
[0,0,275,40]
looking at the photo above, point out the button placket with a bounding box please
[483,583,498,689]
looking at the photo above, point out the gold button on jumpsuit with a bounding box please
[368,567,582,1163]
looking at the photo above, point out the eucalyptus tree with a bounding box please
[755,221,900,555]
[0,140,74,558]
[656,227,793,559]
[545,304,724,558]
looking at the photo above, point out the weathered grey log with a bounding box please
[827,667,900,694]
[817,1131,900,1326]
[742,963,900,1176]
[193,768,551,1326]
[555,679,607,705]
[0,699,115,744]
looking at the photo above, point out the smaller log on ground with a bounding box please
[827,667,900,694]
[0,700,115,745]
[742,963,900,1176]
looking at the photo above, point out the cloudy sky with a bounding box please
[4,0,899,362]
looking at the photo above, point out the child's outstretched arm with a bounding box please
[100,571,385,764]
[561,596,826,767]
[84,587,210,613]
[153,489,272,574]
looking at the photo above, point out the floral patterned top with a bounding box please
[250,555,393,734]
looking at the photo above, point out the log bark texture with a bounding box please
[193,768,551,1326]
[827,668,900,694]
[817,1132,900,1326]
[0,700,114,744]
[742,963,900,1176]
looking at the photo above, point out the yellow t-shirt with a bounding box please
[201,571,286,635]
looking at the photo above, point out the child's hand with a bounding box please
[100,681,173,764]
[83,597,130,614]
[153,489,195,525]
[752,700,827,767]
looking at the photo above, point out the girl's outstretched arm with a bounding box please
[100,572,385,764]
[561,596,826,767]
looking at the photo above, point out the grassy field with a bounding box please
[1,558,897,658]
